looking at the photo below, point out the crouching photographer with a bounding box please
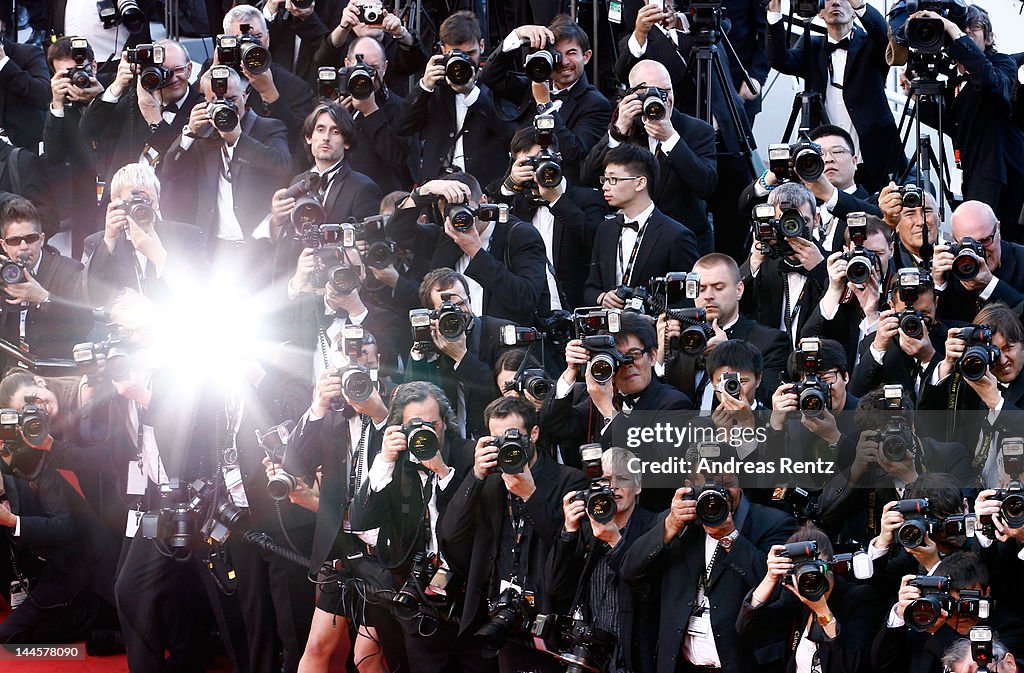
[439,396,586,673]
[544,446,658,673]
[739,526,883,673]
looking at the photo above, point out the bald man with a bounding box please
[581,59,718,255]
[932,200,1024,323]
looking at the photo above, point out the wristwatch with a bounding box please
[718,528,740,550]
[817,612,836,627]
[536,101,555,115]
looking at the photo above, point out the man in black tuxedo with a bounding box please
[0,36,49,149]
[81,40,202,189]
[83,163,205,309]
[161,65,292,277]
[350,380,486,673]
[740,182,830,346]
[931,201,1024,324]
[264,0,345,83]
[618,473,798,673]
[478,14,611,185]
[0,197,91,366]
[386,172,550,326]
[584,143,700,307]
[659,252,792,402]
[440,396,587,672]
[494,125,607,311]
[583,59,716,255]
[766,0,901,193]
[396,11,515,188]
[878,182,940,270]
[403,268,513,440]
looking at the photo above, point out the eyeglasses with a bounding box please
[4,233,41,246]
[599,175,642,186]
[817,369,842,384]
[621,347,650,360]
[957,223,999,248]
[822,147,852,158]
[168,65,190,76]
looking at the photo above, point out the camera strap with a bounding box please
[346,415,370,515]
[619,218,650,287]
[699,541,724,594]
[507,495,529,588]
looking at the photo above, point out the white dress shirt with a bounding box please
[455,221,495,316]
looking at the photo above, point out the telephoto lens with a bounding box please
[693,483,730,526]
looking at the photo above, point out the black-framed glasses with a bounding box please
[4,233,41,246]
[599,175,642,186]
[621,347,650,360]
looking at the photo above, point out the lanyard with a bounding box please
[347,415,370,510]
[508,495,528,587]
[619,217,650,287]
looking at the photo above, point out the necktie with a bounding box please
[824,37,851,55]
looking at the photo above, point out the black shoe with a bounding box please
[25,29,46,48]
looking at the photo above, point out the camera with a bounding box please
[331,326,378,406]
[326,263,361,295]
[207,66,239,132]
[0,403,49,447]
[122,189,157,228]
[237,23,271,73]
[476,586,532,651]
[842,214,878,285]
[614,284,651,314]
[256,422,300,501]
[338,55,375,100]
[904,0,967,52]
[524,46,561,83]
[896,183,923,208]
[392,551,445,618]
[779,540,831,601]
[752,203,810,258]
[767,140,825,183]
[96,0,146,33]
[316,66,341,100]
[573,307,621,337]
[971,626,995,671]
[949,237,986,282]
[894,266,931,305]
[641,86,669,122]
[409,309,434,354]
[794,0,825,18]
[715,371,742,399]
[524,115,563,189]
[506,368,554,401]
[301,222,345,250]
[126,44,172,92]
[356,216,397,269]
[981,444,1024,534]
[284,178,326,230]
[895,498,931,548]
[665,308,714,355]
[581,335,633,384]
[530,613,616,673]
[67,38,93,89]
[906,575,990,631]
[542,310,575,348]
[897,309,928,340]
[443,49,475,86]
[491,428,531,475]
[958,325,1002,382]
[771,486,821,523]
[693,482,730,526]
[72,337,131,382]
[358,3,385,25]
[0,258,27,285]
[790,375,832,418]
[649,272,700,312]
[796,337,821,372]
[874,416,914,462]
[431,294,471,340]
[574,444,616,524]
[403,418,439,462]
[445,202,508,233]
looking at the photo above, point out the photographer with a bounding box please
[83,163,204,308]
[349,381,482,672]
[878,182,940,269]
[547,446,658,673]
[942,634,1017,673]
[0,27,49,149]
[931,201,1024,324]
[0,197,91,366]
[262,0,339,83]
[738,526,883,673]
[658,253,792,402]
[494,349,549,412]
[496,124,607,311]
[404,268,512,440]
[582,59,717,255]
[440,396,587,672]
[618,472,798,673]
[584,143,700,307]
[395,11,514,187]
[802,216,894,371]
[386,172,549,326]
[765,0,901,193]
[911,4,1024,239]
[702,340,770,469]
[479,15,611,184]
[740,182,829,346]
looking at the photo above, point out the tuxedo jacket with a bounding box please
[740,254,829,342]
[617,498,798,673]
[583,207,700,305]
[0,246,91,360]
[161,110,293,241]
[0,142,59,237]
[800,281,896,372]
[582,110,717,236]
[348,90,415,194]
[849,324,948,403]
[312,29,429,99]
[766,5,898,192]
[82,219,206,308]
[919,367,1024,450]
[386,203,550,325]
[936,240,1024,324]
[0,40,50,149]
[613,25,753,156]
[477,49,611,184]
[665,318,792,403]
[439,452,588,635]
[395,82,515,188]
[267,0,345,83]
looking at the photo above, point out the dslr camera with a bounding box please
[752,203,811,258]
[665,308,714,356]
[392,551,452,619]
[894,266,931,304]
[504,368,553,401]
[476,585,533,652]
[874,407,915,462]
[767,140,825,183]
[957,325,1001,382]
[790,375,832,418]
[96,0,146,33]
[216,23,271,74]
[284,178,326,230]
[126,44,172,92]
[72,336,131,382]
[693,482,731,527]
[443,49,475,86]
[490,428,531,475]
[949,237,986,282]
[121,189,157,228]
[640,86,669,122]
[0,258,27,285]
[445,202,508,233]
[896,183,924,208]
[0,403,49,448]
[581,335,633,384]
[206,66,239,132]
[794,0,825,18]
[67,38,94,90]
[524,44,561,83]
[573,307,621,337]
[530,613,616,673]
[356,215,397,269]
[573,444,616,524]
[715,371,742,399]
[841,214,878,285]
[897,309,929,340]
[896,498,977,548]
[338,55,375,100]
[980,437,1024,535]
[431,294,471,340]
[906,575,990,631]
[403,418,439,462]
[255,422,301,501]
[329,325,378,407]
[778,540,831,601]
[523,114,563,189]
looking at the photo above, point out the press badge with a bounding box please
[126,509,142,538]
[223,465,250,508]
[126,461,147,496]
[10,580,29,608]
[608,0,622,23]
[687,595,711,637]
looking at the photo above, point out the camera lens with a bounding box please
[139,66,167,92]
[292,196,326,229]
[365,241,395,269]
[695,488,729,526]
[328,266,360,295]
[643,96,666,121]
[524,376,552,400]
[445,56,473,86]
[1,261,25,285]
[347,70,374,100]
[793,563,829,601]
[535,160,562,188]
[266,471,299,501]
[168,509,197,549]
[590,354,615,383]
[847,256,871,285]
[1002,494,1024,528]
[952,250,981,281]
[117,0,146,34]
[798,388,828,418]
[497,442,527,474]
[906,17,946,53]
[907,596,943,631]
[901,189,922,209]
[779,210,806,238]
[900,312,925,340]
[406,425,439,461]
[71,69,92,88]
[959,348,991,382]
[881,433,908,462]
[210,102,239,131]
[524,50,556,82]
[680,325,710,355]
[793,147,825,182]
[897,520,927,548]
[586,490,617,524]
[240,43,271,74]
[437,311,467,340]
[341,368,374,403]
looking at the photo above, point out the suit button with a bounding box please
[449,132,455,138]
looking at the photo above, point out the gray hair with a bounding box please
[223,5,267,34]
[768,182,816,216]
[111,163,161,201]
[386,381,458,431]
[602,447,642,488]
[942,636,1010,671]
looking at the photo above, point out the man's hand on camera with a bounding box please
[561,338,589,386]
[850,430,880,484]
[614,94,642,137]
[597,290,626,310]
[289,248,316,296]
[562,491,586,532]
[311,368,341,419]
[789,236,824,271]
[5,269,49,306]
[502,460,537,501]
[878,182,903,229]
[665,486,697,541]
[380,425,408,463]
[430,319,468,365]
[187,101,211,136]
[473,436,498,480]
[515,24,555,49]
[109,55,135,99]
[284,0,315,19]
[443,218,483,258]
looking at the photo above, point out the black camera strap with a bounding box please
[507,494,529,588]
[619,217,651,287]
[346,415,370,515]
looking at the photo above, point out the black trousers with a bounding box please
[401,619,491,673]
[0,586,103,644]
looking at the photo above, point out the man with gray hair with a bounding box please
[942,632,1016,673]
[741,181,829,345]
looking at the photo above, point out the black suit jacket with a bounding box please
[618,498,798,673]
[348,90,415,194]
[311,28,429,99]
[267,0,345,83]
[766,6,898,192]
[740,254,829,343]
[0,40,50,148]
[849,323,947,403]
[583,207,700,305]
[396,82,515,188]
[160,110,293,242]
[478,48,611,184]
[935,240,1024,324]
[439,452,588,635]
[0,142,60,237]
[582,110,718,236]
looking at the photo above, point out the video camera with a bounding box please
[126,44,172,92]
[841,214,878,285]
[215,23,271,74]
[904,0,967,53]
[767,140,825,183]
[574,444,616,524]
[96,0,146,33]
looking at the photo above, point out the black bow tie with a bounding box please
[619,216,640,232]
[824,37,851,55]
[551,88,570,101]
[325,309,349,324]
[161,103,178,114]
[615,392,641,409]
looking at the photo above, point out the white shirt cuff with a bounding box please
[978,276,1000,301]
[867,537,889,559]
[935,281,948,292]
[13,515,20,537]
[987,395,1005,425]
[0,56,11,73]
[824,185,840,212]
[437,465,457,490]
[819,293,841,320]
[419,80,434,93]
[660,131,681,154]
[607,132,621,148]
[102,88,122,104]
[869,344,885,365]
[654,361,666,378]
[1018,546,1024,561]
[50,105,66,118]
[885,604,905,628]
[767,11,784,24]
[975,529,994,548]
[860,315,879,335]
[555,376,574,399]
[263,4,276,21]
[628,33,647,58]
[179,128,195,151]
[251,214,272,241]
[502,30,523,52]
[367,455,396,492]
[753,180,770,198]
